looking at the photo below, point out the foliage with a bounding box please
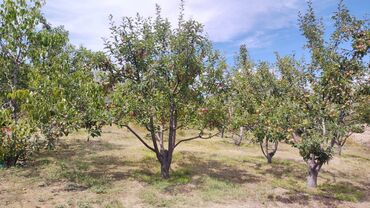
[229,48,303,161]
[0,0,107,165]
[104,3,226,178]
[297,0,369,159]
[0,0,43,165]
[290,0,369,187]
[0,110,33,166]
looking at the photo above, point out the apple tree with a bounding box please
[104,4,226,178]
[295,0,369,187]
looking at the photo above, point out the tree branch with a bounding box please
[122,125,156,153]
[271,141,279,155]
[260,142,267,158]
[174,132,220,149]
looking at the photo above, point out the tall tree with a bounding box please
[104,4,226,178]
[295,0,369,187]
[0,0,106,165]
[0,0,43,166]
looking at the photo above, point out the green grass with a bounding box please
[318,183,365,202]
[132,168,192,190]
[200,176,245,201]
[271,178,305,192]
[139,188,178,207]
[44,159,111,191]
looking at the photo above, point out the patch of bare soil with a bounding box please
[351,126,370,148]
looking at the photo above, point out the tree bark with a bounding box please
[307,166,318,188]
[234,127,243,146]
[160,96,176,179]
[267,154,272,164]
[306,154,322,188]
[337,144,342,156]
[160,150,171,179]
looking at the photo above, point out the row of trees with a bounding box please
[1,0,369,188]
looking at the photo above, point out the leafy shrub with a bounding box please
[0,124,32,167]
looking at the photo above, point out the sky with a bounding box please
[42,0,370,65]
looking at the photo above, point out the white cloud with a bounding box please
[43,0,303,51]
[240,31,277,49]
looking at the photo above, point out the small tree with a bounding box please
[68,49,111,142]
[104,4,226,178]
[228,45,254,146]
[230,49,294,163]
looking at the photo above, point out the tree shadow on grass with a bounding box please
[273,181,368,207]
[21,139,127,180]
[259,159,307,180]
[177,153,262,184]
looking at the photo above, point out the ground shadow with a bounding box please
[176,153,262,184]
[259,159,307,180]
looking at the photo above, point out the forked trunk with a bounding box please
[260,138,278,164]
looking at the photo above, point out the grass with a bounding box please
[0,125,369,208]
[139,188,178,207]
[318,183,365,202]
[132,168,192,189]
[200,176,245,201]
[103,200,125,208]
[43,159,111,191]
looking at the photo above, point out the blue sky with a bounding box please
[43,0,369,65]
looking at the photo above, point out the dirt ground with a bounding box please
[0,126,369,208]
[352,126,370,147]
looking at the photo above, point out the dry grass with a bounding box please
[0,125,369,208]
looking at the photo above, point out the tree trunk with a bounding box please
[5,155,18,168]
[267,154,272,164]
[234,127,243,146]
[158,125,164,152]
[159,150,171,179]
[337,144,342,156]
[160,96,176,179]
[260,139,278,164]
[307,166,319,188]
[306,156,322,188]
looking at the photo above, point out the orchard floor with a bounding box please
[1,126,369,208]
